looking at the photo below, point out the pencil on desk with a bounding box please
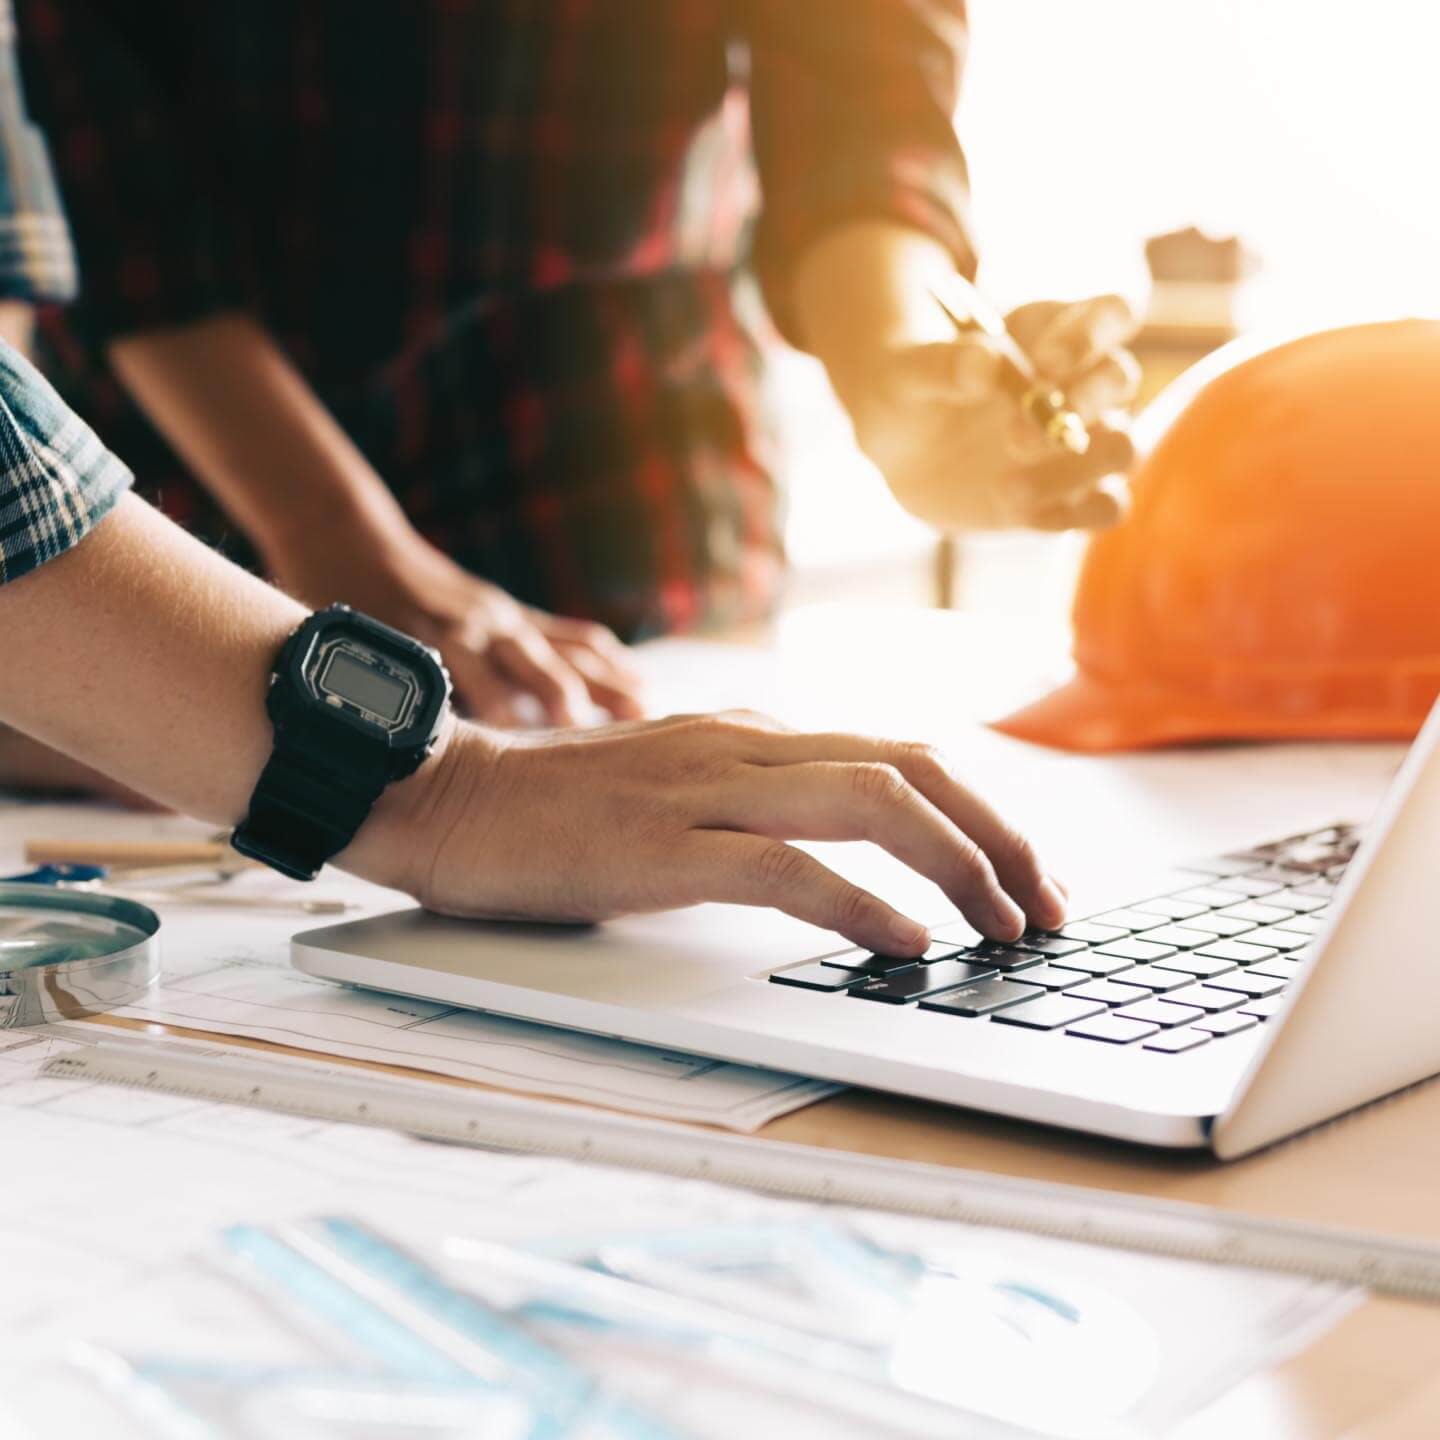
[23,837,243,869]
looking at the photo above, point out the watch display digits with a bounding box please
[233,606,452,881]
[315,640,418,729]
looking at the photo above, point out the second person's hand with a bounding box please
[846,290,1141,533]
[352,710,1069,955]
[274,522,647,728]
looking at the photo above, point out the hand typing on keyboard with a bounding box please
[771,824,1352,1055]
[392,710,1068,955]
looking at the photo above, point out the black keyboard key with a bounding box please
[821,951,916,975]
[1205,971,1288,999]
[1192,1011,1259,1037]
[1057,921,1130,945]
[1066,979,1151,1007]
[1133,897,1209,921]
[1094,937,1179,963]
[1216,900,1297,926]
[1152,953,1239,979]
[1106,965,1195,993]
[1085,909,1166,933]
[992,995,1107,1031]
[1239,926,1310,952]
[1011,933,1089,959]
[1155,984,1248,1014]
[961,946,1045,972]
[914,938,976,961]
[1193,938,1280,965]
[1067,1015,1160,1045]
[1180,912,1262,938]
[1003,963,1091,991]
[1144,1028,1212,1053]
[771,962,868,992]
[927,923,981,950]
[919,978,1043,1016]
[1118,998,1205,1027]
[1133,924,1217,950]
[1238,994,1289,1020]
[1212,874,1285,898]
[849,958,1000,1005]
[1047,951,1138,978]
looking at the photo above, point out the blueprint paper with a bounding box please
[0,802,838,1129]
[0,1024,1357,1438]
[116,921,839,1129]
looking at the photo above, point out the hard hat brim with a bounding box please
[990,670,1425,753]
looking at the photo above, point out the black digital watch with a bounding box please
[233,605,452,881]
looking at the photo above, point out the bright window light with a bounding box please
[961,1,1440,324]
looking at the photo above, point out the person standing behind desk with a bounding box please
[18,0,1138,729]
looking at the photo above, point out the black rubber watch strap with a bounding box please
[233,606,451,883]
[233,743,386,881]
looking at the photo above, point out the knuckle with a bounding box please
[659,714,734,763]
[579,620,618,647]
[716,707,775,733]
[850,762,908,809]
[832,883,878,934]
[693,712,738,735]
[951,830,988,881]
[992,822,1041,875]
[893,740,949,782]
[753,840,808,894]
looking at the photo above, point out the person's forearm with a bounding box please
[792,220,964,397]
[0,495,1063,945]
[108,313,408,567]
[0,493,453,889]
[0,492,300,820]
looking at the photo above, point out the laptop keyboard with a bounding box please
[768,824,1358,1054]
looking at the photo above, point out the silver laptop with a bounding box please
[294,700,1440,1158]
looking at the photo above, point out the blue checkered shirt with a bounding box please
[0,339,130,584]
[0,0,126,585]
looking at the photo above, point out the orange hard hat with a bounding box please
[994,319,1440,752]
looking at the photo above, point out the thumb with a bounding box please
[891,339,999,405]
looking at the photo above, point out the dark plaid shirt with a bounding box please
[19,0,973,637]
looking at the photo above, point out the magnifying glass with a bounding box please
[0,883,161,1028]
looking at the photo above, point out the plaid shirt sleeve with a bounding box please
[0,337,131,585]
[743,0,976,347]
[0,0,73,302]
[16,0,239,337]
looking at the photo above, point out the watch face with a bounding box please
[313,639,419,733]
[280,606,451,771]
